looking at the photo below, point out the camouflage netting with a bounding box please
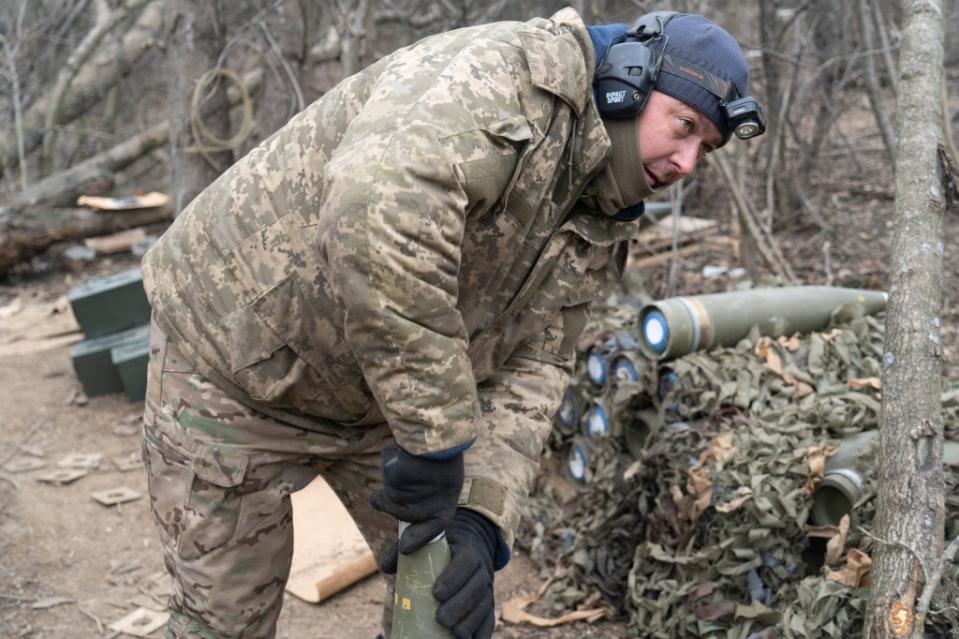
[519,294,959,638]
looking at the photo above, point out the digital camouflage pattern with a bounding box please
[522,300,959,638]
[144,322,398,637]
[142,7,640,547]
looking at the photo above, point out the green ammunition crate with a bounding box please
[67,268,151,338]
[71,325,150,397]
[111,337,150,402]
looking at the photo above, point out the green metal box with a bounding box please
[111,337,150,402]
[71,325,150,397]
[67,268,151,338]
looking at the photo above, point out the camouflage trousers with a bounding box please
[143,321,397,638]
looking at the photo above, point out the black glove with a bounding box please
[371,446,464,562]
[433,509,499,639]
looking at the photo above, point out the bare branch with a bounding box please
[708,151,797,283]
[857,0,897,171]
[915,534,959,625]
[258,21,305,113]
[0,32,27,192]
[0,0,164,180]
[39,0,155,177]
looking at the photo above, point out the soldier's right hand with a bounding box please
[371,445,464,564]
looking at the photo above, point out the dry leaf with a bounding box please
[824,547,871,588]
[684,433,737,522]
[622,458,643,481]
[501,589,609,627]
[754,337,813,396]
[848,377,881,391]
[778,333,802,352]
[715,487,753,513]
[803,444,837,497]
[824,515,850,565]
[702,433,735,465]
[795,381,814,398]
[806,523,841,539]
[687,467,713,522]
[764,349,785,377]
[822,328,843,344]
[754,336,772,359]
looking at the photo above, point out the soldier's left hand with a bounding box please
[432,509,498,639]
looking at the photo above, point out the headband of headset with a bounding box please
[595,11,737,119]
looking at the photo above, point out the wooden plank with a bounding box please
[0,296,82,358]
[631,237,734,270]
[85,228,147,254]
[77,191,170,211]
[634,215,719,252]
[285,476,379,604]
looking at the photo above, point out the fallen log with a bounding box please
[2,122,169,213]
[2,68,263,215]
[0,205,171,274]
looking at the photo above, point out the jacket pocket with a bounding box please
[225,275,375,422]
[224,304,302,404]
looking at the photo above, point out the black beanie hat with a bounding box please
[653,14,749,143]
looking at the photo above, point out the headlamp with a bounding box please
[723,96,766,140]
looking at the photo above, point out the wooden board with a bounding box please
[0,296,82,358]
[85,228,147,254]
[77,191,170,211]
[634,214,718,252]
[285,476,378,603]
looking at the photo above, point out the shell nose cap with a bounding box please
[643,310,669,353]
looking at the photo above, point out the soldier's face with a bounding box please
[636,91,723,189]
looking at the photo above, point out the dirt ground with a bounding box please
[0,259,625,639]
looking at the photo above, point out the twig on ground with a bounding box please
[0,593,34,602]
[79,607,104,634]
[0,472,20,491]
[0,420,45,467]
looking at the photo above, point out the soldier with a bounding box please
[140,7,762,639]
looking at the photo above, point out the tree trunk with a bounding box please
[168,0,232,215]
[39,0,155,178]
[0,1,164,182]
[338,0,376,78]
[865,1,947,637]
[857,0,897,172]
[0,205,172,274]
[757,0,798,227]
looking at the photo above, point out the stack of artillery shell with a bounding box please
[530,288,958,638]
[551,325,657,488]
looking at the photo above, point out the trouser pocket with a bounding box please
[143,429,250,561]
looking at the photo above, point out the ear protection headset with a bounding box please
[594,11,766,141]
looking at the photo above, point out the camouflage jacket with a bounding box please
[142,8,639,545]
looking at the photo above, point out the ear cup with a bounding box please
[593,12,677,119]
[595,40,658,119]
